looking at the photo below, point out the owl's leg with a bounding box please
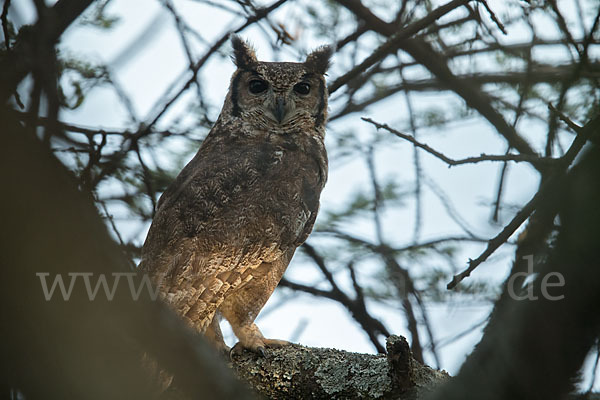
[205,313,230,355]
[219,255,293,357]
[228,324,288,358]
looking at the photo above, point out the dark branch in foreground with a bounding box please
[0,107,253,400]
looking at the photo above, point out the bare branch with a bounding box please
[362,117,553,167]
[548,103,583,134]
[12,111,190,148]
[317,229,491,253]
[478,0,506,34]
[1,0,11,51]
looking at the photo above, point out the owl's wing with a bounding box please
[141,234,284,332]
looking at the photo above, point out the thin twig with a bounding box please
[547,103,583,133]
[164,0,194,61]
[412,291,440,368]
[548,0,583,60]
[134,146,158,216]
[434,318,488,349]
[398,65,423,243]
[423,176,479,238]
[12,110,187,139]
[366,145,384,243]
[478,0,506,34]
[362,117,553,167]
[317,229,491,252]
[492,37,534,222]
[99,200,126,247]
[1,0,11,51]
[491,147,510,223]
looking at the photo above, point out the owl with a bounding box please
[139,36,332,357]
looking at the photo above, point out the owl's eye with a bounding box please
[293,82,311,95]
[249,79,268,94]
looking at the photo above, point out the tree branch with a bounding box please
[229,336,448,399]
[362,117,554,168]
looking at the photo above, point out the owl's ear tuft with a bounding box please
[304,45,333,75]
[231,35,258,69]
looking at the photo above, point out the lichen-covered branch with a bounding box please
[229,336,448,400]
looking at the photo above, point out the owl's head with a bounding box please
[226,35,333,133]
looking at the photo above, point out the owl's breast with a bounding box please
[228,136,327,245]
[150,131,327,253]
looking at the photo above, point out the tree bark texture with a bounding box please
[225,336,448,399]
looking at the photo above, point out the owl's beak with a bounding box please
[273,96,287,124]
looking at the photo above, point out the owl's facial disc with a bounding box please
[235,63,324,129]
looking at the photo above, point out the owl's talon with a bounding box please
[229,343,243,360]
[229,339,285,360]
[229,342,265,359]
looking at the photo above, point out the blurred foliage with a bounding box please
[58,56,111,109]
[79,0,120,29]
